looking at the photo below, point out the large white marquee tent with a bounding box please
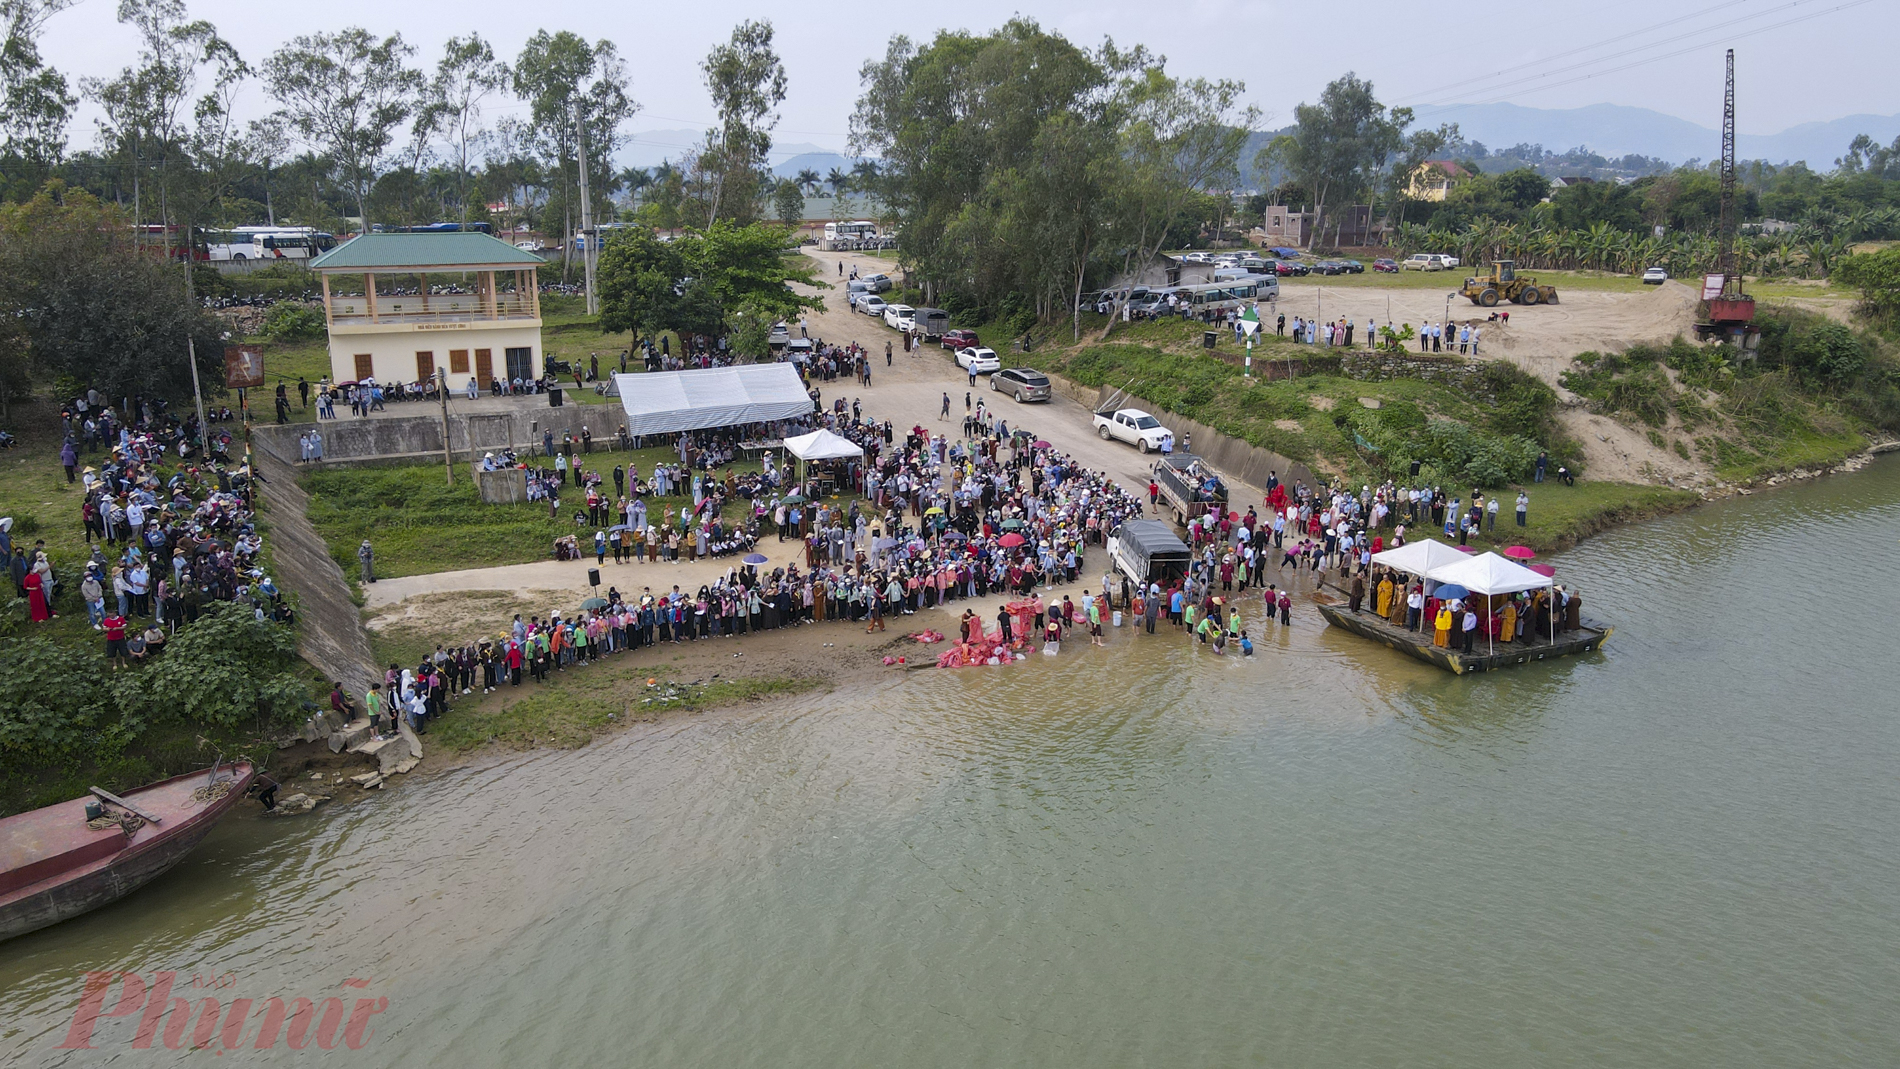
[611,364,812,436]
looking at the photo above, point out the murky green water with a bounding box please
[6,458,1899,1067]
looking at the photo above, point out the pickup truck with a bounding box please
[1151,454,1229,527]
[1093,408,1171,454]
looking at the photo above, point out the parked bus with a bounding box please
[376,221,495,235]
[824,220,878,244]
[204,226,337,261]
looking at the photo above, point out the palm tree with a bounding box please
[618,166,652,206]
[825,167,849,196]
[795,167,821,196]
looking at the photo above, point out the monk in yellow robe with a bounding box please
[1433,605,1454,648]
[1501,601,1517,643]
[1376,577,1394,619]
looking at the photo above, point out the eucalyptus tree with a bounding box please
[698,19,787,226]
[513,30,637,276]
[419,33,509,227]
[0,0,77,185]
[263,28,423,230]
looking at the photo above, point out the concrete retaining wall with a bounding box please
[1341,351,1494,401]
[252,448,379,698]
[252,402,636,469]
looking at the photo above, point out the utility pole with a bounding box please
[437,367,453,486]
[182,257,209,454]
[575,107,598,316]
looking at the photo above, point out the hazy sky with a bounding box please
[37,0,1898,156]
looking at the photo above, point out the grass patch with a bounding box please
[302,449,766,581]
[428,665,827,754]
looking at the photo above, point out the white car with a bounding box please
[1092,407,1170,453]
[1402,253,1459,271]
[1641,266,1669,285]
[883,303,916,331]
[955,346,1000,374]
[858,295,888,317]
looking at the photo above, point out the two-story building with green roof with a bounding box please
[308,232,548,388]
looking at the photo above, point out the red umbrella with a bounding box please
[1527,563,1556,577]
[1031,440,1053,449]
[1458,545,1478,553]
[998,532,1026,548]
[1503,545,1536,560]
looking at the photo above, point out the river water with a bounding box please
[6,457,1899,1067]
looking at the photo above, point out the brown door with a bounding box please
[449,349,469,374]
[474,349,493,387]
[354,353,374,381]
[416,351,434,381]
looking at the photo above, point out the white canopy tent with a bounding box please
[1370,538,1468,577]
[782,429,864,498]
[611,364,812,437]
[782,429,864,461]
[1424,550,1556,653]
[1426,551,1552,595]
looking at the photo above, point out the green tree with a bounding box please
[597,221,821,341]
[0,185,225,399]
[419,34,508,228]
[0,0,77,189]
[1834,244,1900,328]
[852,21,1116,314]
[1100,54,1254,336]
[596,227,688,339]
[773,177,804,227]
[263,28,423,229]
[1259,73,1406,252]
[512,31,637,274]
[698,19,787,226]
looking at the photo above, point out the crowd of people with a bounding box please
[9,399,292,668]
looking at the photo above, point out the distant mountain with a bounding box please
[771,151,863,180]
[613,130,847,172]
[1411,102,1900,166]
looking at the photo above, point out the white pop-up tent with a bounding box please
[1425,550,1557,652]
[782,429,864,461]
[611,364,813,436]
[1426,551,1551,595]
[1370,538,1468,577]
[782,428,864,495]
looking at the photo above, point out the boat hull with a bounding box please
[1318,604,1610,674]
[0,762,254,942]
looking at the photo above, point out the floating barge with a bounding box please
[0,760,255,942]
[1317,603,1611,674]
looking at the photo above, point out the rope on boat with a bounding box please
[86,811,146,834]
[190,780,234,803]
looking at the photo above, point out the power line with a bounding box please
[1401,0,1819,110]
[1445,0,1875,111]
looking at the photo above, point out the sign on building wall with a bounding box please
[224,345,265,389]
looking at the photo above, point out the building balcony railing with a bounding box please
[327,294,538,326]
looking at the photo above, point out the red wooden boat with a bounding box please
[0,760,255,942]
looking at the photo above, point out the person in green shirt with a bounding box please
[1195,614,1216,645]
[1087,599,1105,647]
[364,683,386,738]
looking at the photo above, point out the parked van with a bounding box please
[1211,267,1254,283]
